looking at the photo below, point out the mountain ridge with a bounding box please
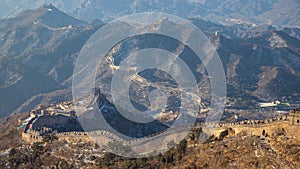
[0,4,300,118]
[1,0,300,28]
[0,5,100,117]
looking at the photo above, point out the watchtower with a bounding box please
[289,108,300,126]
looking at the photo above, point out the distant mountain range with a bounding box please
[1,0,300,27]
[0,4,300,118]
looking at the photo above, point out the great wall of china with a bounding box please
[21,104,300,149]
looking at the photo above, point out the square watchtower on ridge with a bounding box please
[289,108,300,126]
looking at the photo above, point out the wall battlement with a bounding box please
[22,108,300,144]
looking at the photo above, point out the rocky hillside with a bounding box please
[1,112,300,168]
[0,4,102,117]
[92,18,300,110]
[215,29,300,105]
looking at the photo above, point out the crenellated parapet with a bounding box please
[22,108,300,145]
[22,131,43,143]
[217,115,289,128]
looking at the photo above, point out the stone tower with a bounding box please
[289,108,300,126]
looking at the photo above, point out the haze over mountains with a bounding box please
[1,0,300,27]
[0,3,300,118]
